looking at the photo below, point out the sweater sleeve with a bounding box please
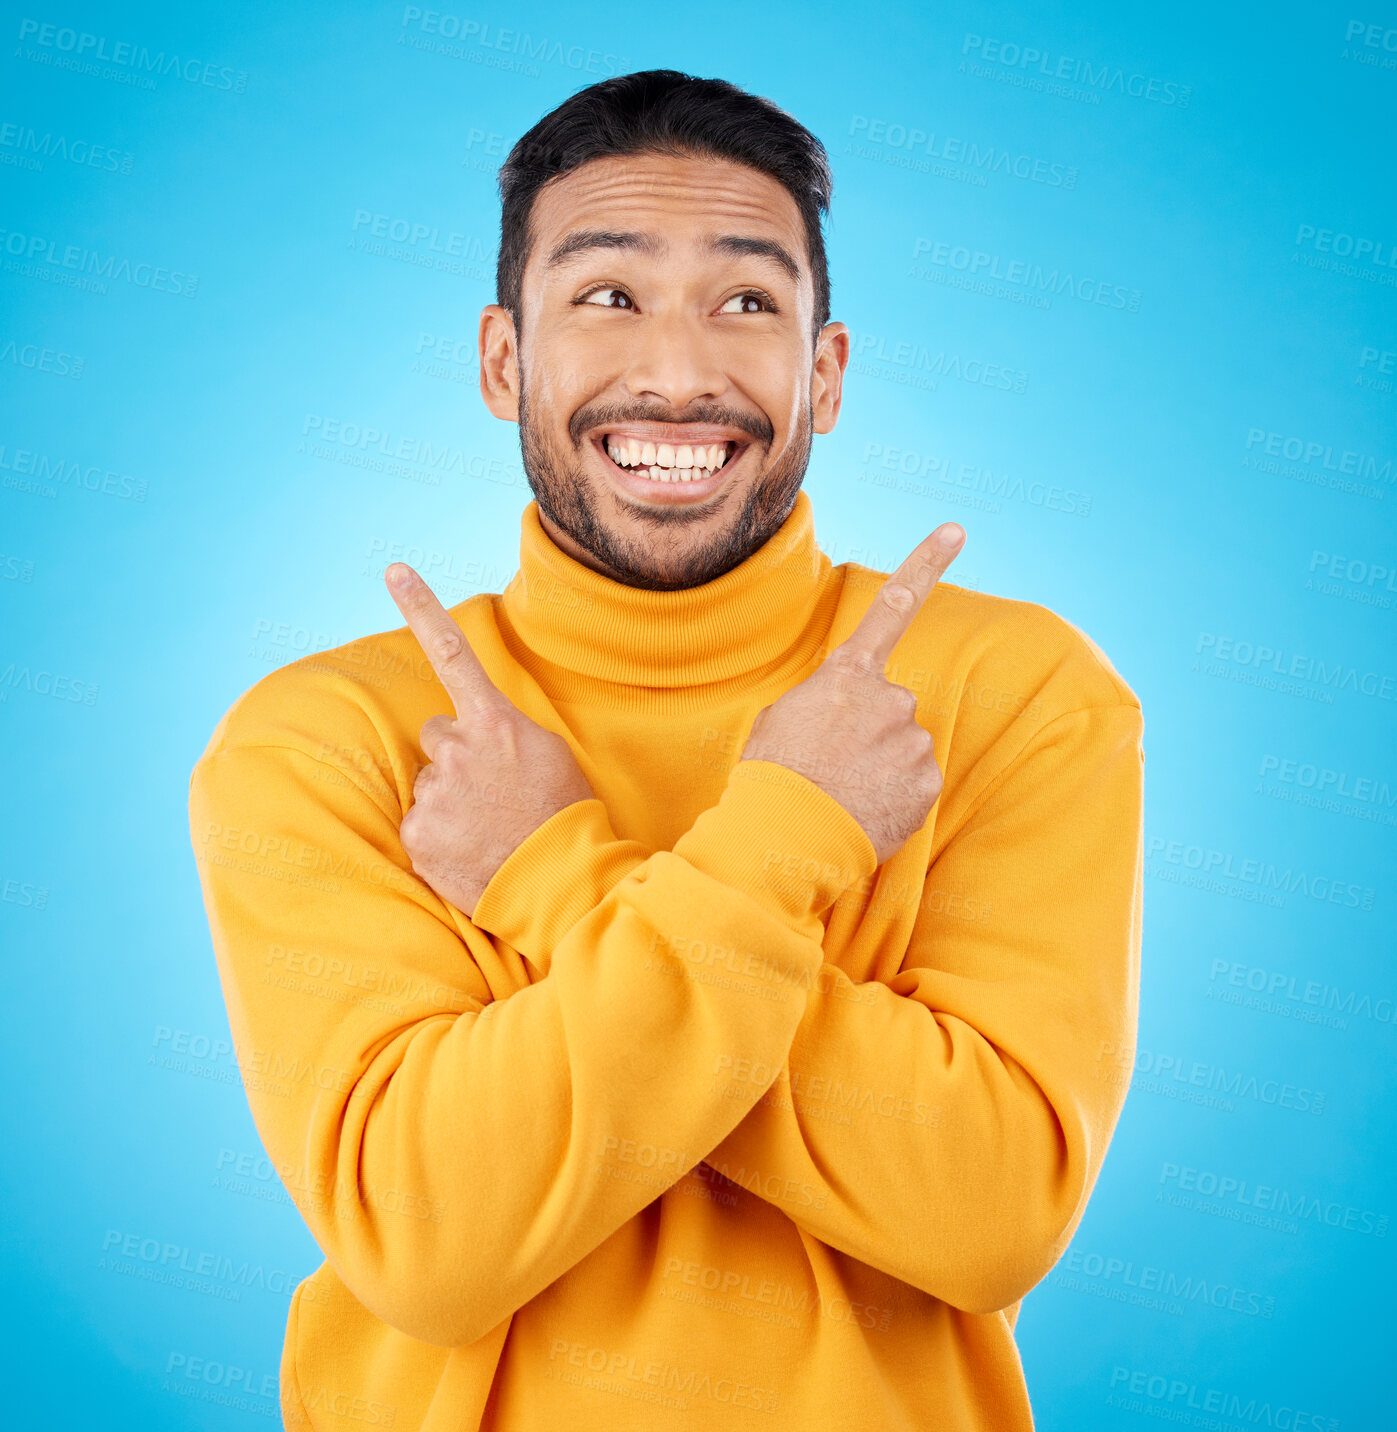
[469,797,651,975]
[188,742,875,1349]
[701,702,1145,1313]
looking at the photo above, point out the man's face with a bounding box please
[478,152,848,590]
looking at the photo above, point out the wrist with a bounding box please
[470,798,649,966]
[672,759,878,942]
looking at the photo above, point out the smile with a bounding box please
[586,422,756,505]
[600,433,739,483]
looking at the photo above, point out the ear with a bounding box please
[810,321,849,434]
[479,304,520,422]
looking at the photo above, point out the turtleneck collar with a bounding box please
[496,489,833,693]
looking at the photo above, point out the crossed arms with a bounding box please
[191,705,1141,1348]
[189,548,1143,1349]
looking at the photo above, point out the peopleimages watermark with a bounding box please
[99,1229,308,1300]
[1158,1161,1389,1236]
[397,7,623,77]
[0,119,135,174]
[1256,751,1397,829]
[1209,957,1395,1030]
[2,874,49,909]
[0,226,197,297]
[1306,548,1397,613]
[1146,833,1376,913]
[0,441,148,502]
[1098,1040,1326,1116]
[1343,18,1397,54]
[300,414,524,489]
[0,662,99,707]
[1295,222,1397,268]
[14,18,249,92]
[1245,427,1394,487]
[1053,1247,1275,1318]
[1105,1365,1339,1431]
[1,337,84,378]
[1195,632,1397,706]
[164,1353,277,1404]
[910,238,1141,312]
[1294,222,1397,284]
[860,440,1091,518]
[1259,752,1395,808]
[845,116,1078,189]
[350,209,493,262]
[844,329,1028,395]
[1357,342,1395,390]
[959,33,1191,106]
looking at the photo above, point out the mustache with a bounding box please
[566,398,775,450]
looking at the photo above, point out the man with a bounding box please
[189,69,1144,1431]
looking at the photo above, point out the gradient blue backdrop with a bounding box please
[2,1,1394,1425]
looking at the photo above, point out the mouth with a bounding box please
[588,423,752,504]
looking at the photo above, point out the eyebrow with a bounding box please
[543,229,802,283]
[706,234,801,283]
[545,230,661,267]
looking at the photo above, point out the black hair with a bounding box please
[496,69,832,340]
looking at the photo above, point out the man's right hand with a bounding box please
[739,523,966,866]
[385,562,595,916]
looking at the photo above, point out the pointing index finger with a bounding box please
[385,562,500,719]
[837,523,966,671]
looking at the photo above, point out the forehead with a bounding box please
[526,152,808,271]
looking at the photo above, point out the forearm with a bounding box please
[482,707,1144,1315]
[324,847,829,1347]
[473,759,873,965]
[702,964,1124,1312]
[707,703,1145,1310]
[191,744,872,1348]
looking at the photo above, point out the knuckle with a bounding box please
[433,732,468,765]
[882,582,915,615]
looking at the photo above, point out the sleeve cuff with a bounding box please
[470,798,649,965]
[671,759,879,942]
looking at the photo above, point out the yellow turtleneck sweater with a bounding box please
[189,488,1143,1432]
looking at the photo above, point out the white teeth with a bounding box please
[603,435,733,482]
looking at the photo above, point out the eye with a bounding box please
[578,286,635,310]
[719,290,775,315]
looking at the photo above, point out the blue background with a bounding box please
[2,1,1394,1424]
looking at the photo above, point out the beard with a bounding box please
[517,378,813,592]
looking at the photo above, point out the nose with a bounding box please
[621,308,729,411]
